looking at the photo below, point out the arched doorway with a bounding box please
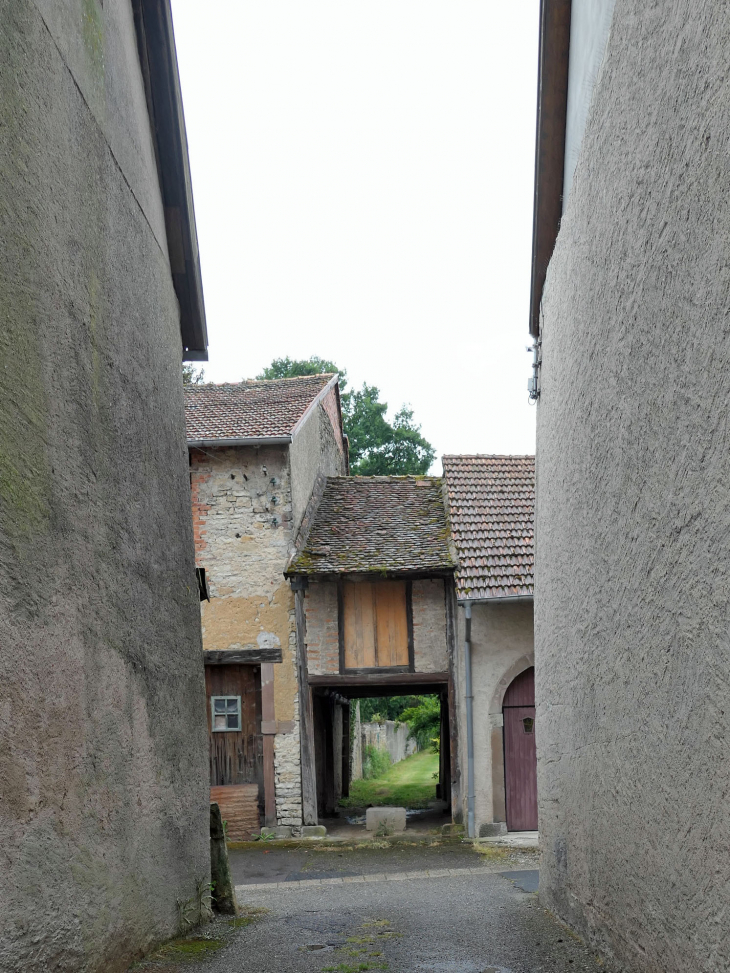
[503,666,537,831]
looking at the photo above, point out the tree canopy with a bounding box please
[256,356,435,476]
[182,363,206,385]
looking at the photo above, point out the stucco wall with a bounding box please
[454,602,534,835]
[289,397,347,531]
[536,2,730,969]
[304,581,340,675]
[0,2,208,970]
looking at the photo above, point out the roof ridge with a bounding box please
[185,373,336,390]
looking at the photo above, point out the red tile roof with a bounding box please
[287,476,456,576]
[184,374,336,443]
[442,455,534,601]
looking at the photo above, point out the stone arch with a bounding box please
[489,654,534,829]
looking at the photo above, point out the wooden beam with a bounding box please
[204,648,283,665]
[260,663,277,828]
[295,587,318,825]
[406,581,415,672]
[309,672,448,698]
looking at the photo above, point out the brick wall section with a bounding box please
[413,579,449,672]
[305,582,340,674]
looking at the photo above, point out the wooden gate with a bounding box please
[503,666,537,831]
[205,664,263,838]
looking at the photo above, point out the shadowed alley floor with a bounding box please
[134,843,616,973]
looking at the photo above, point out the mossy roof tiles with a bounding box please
[442,455,534,601]
[184,374,334,442]
[287,476,456,576]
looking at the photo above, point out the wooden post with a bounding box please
[260,662,277,828]
[293,577,318,825]
[342,701,351,798]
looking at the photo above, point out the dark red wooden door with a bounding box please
[503,667,538,831]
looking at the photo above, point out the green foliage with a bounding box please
[358,696,419,723]
[362,744,391,780]
[343,389,434,476]
[256,357,434,475]
[400,695,441,750]
[182,363,206,385]
[256,356,346,390]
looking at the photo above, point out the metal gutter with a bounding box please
[187,436,292,448]
[457,595,534,606]
[464,603,475,839]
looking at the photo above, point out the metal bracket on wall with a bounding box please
[527,336,542,402]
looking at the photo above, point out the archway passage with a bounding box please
[503,666,537,831]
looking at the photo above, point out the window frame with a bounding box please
[338,578,414,674]
[210,695,242,732]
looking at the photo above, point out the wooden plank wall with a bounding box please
[343,581,408,669]
[205,665,264,811]
[210,784,260,841]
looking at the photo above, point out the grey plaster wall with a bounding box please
[0,1,208,970]
[454,602,533,835]
[536,2,730,969]
[289,399,347,532]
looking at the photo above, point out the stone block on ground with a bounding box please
[366,806,406,833]
[301,825,327,837]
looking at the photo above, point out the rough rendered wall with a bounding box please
[412,579,448,671]
[289,397,347,531]
[190,445,301,825]
[0,2,209,970]
[536,2,730,969]
[454,603,533,835]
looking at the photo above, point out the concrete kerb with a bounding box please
[227,833,467,851]
[235,865,495,893]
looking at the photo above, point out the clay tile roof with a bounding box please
[184,374,335,443]
[442,455,534,601]
[287,476,456,576]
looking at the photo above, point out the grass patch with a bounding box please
[152,937,225,961]
[339,750,438,809]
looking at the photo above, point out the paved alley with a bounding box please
[136,844,615,973]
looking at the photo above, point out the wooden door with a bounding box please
[342,581,409,669]
[503,667,538,831]
[205,664,263,798]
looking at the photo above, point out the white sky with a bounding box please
[170,1,539,466]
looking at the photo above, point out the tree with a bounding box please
[183,363,206,385]
[257,356,346,390]
[400,696,441,750]
[256,357,434,476]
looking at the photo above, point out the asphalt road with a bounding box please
[144,844,617,973]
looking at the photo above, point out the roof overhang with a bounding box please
[458,594,534,606]
[132,0,208,360]
[285,569,456,582]
[529,0,572,337]
[188,436,292,449]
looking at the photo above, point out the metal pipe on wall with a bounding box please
[464,602,475,839]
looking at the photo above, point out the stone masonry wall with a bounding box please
[536,2,730,969]
[412,579,448,671]
[0,2,209,970]
[190,444,301,824]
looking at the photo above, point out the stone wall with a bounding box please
[413,579,448,671]
[352,721,417,780]
[536,1,730,968]
[453,602,534,835]
[0,2,209,970]
[304,581,340,674]
[191,398,346,826]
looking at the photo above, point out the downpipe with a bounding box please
[464,603,475,839]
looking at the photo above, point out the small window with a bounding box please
[211,696,241,731]
[522,717,534,734]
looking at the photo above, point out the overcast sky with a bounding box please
[170,1,540,465]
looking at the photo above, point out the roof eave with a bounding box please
[529,0,572,338]
[133,0,208,360]
[285,567,457,582]
[457,593,534,606]
[188,435,292,448]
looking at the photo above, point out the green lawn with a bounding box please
[340,750,439,809]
